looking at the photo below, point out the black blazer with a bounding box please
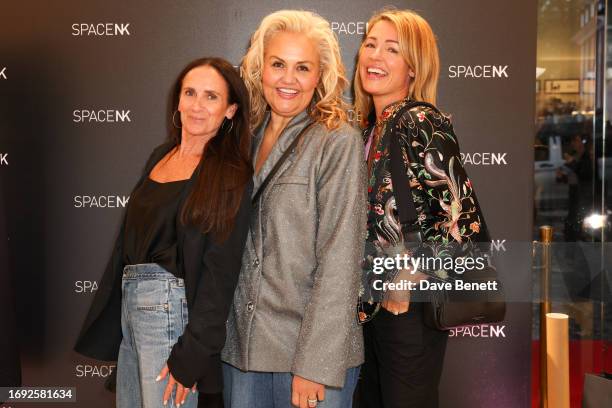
[74,142,253,392]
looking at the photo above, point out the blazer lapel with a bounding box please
[252,110,311,194]
[251,110,312,262]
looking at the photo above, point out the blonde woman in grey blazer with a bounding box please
[221,9,367,408]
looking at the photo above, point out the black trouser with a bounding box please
[359,302,448,408]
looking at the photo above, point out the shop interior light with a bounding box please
[583,213,607,229]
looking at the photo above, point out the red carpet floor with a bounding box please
[531,340,612,407]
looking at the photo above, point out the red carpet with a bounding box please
[531,340,612,407]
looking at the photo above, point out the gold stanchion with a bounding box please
[546,313,570,408]
[540,225,553,408]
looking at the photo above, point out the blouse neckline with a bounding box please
[375,96,413,128]
[147,176,190,185]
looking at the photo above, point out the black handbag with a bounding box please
[388,101,506,330]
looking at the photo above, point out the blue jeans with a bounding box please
[116,264,198,408]
[222,363,360,408]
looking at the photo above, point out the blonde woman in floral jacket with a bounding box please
[354,9,490,408]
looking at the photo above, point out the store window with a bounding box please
[534,0,611,405]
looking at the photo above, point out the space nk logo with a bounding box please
[0,153,7,166]
[347,109,361,125]
[331,21,367,35]
[75,364,115,378]
[460,152,508,165]
[449,324,507,338]
[75,281,98,293]
[73,109,131,123]
[74,195,129,208]
[448,65,509,79]
[0,67,6,79]
[71,23,130,36]
[491,239,507,252]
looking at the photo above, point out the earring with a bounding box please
[222,117,234,133]
[172,110,182,129]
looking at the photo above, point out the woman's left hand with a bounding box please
[157,364,196,406]
[292,375,325,408]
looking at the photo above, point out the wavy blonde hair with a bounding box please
[241,10,349,130]
[354,9,440,128]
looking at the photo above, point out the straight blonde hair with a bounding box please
[241,10,349,130]
[354,9,440,128]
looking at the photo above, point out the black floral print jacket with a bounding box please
[361,97,491,306]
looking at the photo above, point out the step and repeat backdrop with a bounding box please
[1,0,536,407]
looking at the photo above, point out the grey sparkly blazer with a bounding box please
[221,110,367,388]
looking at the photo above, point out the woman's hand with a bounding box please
[292,375,325,408]
[381,266,427,315]
[157,364,196,406]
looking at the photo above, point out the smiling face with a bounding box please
[359,20,413,111]
[262,31,321,121]
[178,65,237,140]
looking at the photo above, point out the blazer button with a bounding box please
[253,259,260,267]
[246,302,254,312]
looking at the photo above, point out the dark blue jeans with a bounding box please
[222,363,360,408]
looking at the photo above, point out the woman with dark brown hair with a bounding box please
[75,57,253,408]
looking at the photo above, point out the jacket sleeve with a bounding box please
[291,127,367,388]
[74,143,171,361]
[167,180,253,392]
[398,107,490,247]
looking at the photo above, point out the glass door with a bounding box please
[534,0,611,405]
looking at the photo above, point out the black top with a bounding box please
[74,142,253,393]
[123,177,188,277]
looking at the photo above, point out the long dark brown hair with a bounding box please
[169,57,252,242]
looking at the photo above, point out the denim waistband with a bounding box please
[122,263,182,283]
